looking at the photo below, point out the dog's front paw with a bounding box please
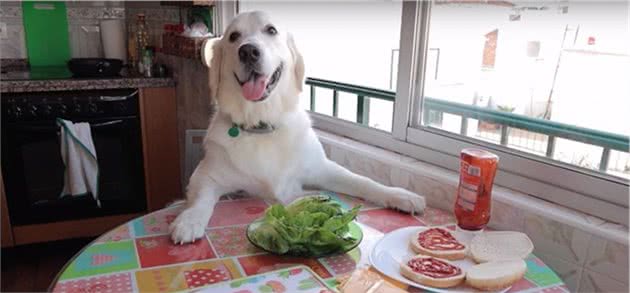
[169,207,210,244]
[384,187,426,214]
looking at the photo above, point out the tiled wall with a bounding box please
[0,1,179,60]
[317,130,629,292]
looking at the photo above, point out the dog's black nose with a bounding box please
[238,44,261,64]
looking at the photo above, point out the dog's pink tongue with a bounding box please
[242,76,268,101]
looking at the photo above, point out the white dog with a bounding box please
[170,11,426,244]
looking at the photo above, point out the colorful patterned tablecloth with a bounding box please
[51,192,568,292]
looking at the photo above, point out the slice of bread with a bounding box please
[465,259,527,291]
[410,228,467,260]
[470,231,533,263]
[400,255,465,288]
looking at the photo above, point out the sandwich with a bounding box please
[410,228,467,260]
[400,255,465,288]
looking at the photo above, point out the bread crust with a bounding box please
[465,270,525,291]
[465,260,527,291]
[399,257,465,288]
[410,233,467,261]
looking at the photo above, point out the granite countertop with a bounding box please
[1,66,175,93]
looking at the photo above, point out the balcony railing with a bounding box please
[305,77,630,173]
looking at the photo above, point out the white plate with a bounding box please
[369,226,510,293]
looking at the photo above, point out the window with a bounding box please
[413,0,630,180]
[231,1,629,224]
[239,1,401,131]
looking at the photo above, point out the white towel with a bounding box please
[57,118,101,207]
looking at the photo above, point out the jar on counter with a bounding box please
[454,148,499,231]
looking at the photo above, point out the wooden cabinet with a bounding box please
[1,174,14,247]
[140,87,183,211]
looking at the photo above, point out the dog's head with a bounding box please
[202,11,305,126]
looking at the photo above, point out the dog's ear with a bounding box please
[201,37,223,98]
[287,33,305,92]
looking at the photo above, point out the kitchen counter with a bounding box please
[1,67,175,93]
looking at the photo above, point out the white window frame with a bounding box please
[231,1,629,224]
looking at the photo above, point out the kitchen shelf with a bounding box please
[160,1,214,7]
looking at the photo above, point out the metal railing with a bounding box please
[305,77,630,172]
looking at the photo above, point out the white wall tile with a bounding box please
[538,252,583,292]
[525,212,592,265]
[584,235,629,285]
[579,269,629,293]
[489,199,526,232]
[391,167,457,212]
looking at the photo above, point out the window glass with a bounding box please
[419,1,630,179]
[239,1,402,131]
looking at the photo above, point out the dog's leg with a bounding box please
[308,159,425,214]
[169,158,232,244]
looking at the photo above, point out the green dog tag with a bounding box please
[228,125,240,137]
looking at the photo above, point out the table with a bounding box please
[51,192,568,292]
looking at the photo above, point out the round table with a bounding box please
[51,192,567,292]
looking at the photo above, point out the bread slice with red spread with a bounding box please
[400,255,465,288]
[410,228,467,260]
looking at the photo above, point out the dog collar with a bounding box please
[228,121,276,137]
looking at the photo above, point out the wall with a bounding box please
[316,130,629,292]
[0,1,126,59]
[155,52,214,188]
[0,1,180,60]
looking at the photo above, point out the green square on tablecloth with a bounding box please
[59,240,139,280]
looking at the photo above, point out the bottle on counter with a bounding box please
[143,47,154,78]
[135,13,149,74]
[454,148,499,232]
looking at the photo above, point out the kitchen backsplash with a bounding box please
[0,1,180,60]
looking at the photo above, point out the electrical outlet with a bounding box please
[0,22,8,40]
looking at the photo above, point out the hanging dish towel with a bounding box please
[57,118,101,207]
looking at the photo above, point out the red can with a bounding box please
[454,148,499,231]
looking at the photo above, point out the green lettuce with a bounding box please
[249,196,360,256]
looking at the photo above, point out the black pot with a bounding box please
[67,58,123,78]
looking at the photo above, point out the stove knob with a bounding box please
[14,105,23,119]
[38,105,52,116]
[28,104,38,117]
[88,103,98,114]
[73,104,82,114]
[6,106,18,119]
[58,104,68,115]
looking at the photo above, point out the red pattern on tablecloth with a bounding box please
[357,208,425,233]
[208,199,269,227]
[207,225,262,257]
[320,253,356,275]
[91,254,114,266]
[135,235,215,268]
[53,273,132,293]
[184,268,230,288]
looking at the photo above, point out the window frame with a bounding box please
[232,1,629,225]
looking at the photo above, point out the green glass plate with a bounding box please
[246,219,363,258]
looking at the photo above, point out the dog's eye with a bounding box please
[265,26,277,36]
[229,31,241,43]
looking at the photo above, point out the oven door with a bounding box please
[1,117,146,225]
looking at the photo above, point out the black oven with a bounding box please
[1,89,146,225]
